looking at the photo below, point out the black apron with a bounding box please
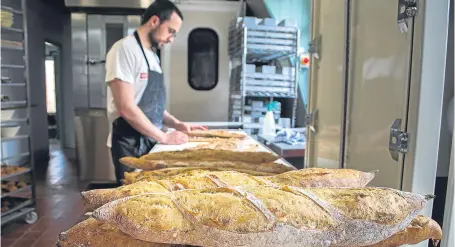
[110,31,166,183]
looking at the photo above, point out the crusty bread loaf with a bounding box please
[82,168,377,209]
[120,157,292,174]
[93,186,432,247]
[187,130,247,139]
[189,137,234,142]
[56,217,171,247]
[140,149,279,164]
[57,216,442,247]
[188,140,239,151]
[366,215,442,247]
[125,168,277,184]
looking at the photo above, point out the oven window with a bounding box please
[187,28,219,91]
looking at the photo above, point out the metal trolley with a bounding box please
[1,0,38,226]
[228,16,301,136]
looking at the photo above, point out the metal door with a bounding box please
[162,2,240,122]
[343,0,415,189]
[305,0,347,169]
[307,0,417,189]
[86,15,140,108]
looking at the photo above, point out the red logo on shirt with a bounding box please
[140,73,148,79]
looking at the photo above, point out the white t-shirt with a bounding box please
[105,35,162,147]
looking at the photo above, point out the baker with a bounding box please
[105,0,206,183]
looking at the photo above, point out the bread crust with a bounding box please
[92,186,432,247]
[120,157,291,174]
[187,130,247,139]
[56,218,172,247]
[82,168,377,209]
[139,149,279,164]
[365,215,442,247]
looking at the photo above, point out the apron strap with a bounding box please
[133,31,151,70]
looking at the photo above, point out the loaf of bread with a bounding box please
[93,186,432,247]
[366,215,442,247]
[82,168,377,209]
[124,167,278,185]
[120,157,292,174]
[140,149,279,164]
[188,140,240,151]
[187,130,247,139]
[57,215,441,247]
[189,137,233,142]
[56,218,171,247]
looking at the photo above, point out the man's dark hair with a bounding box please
[141,0,184,25]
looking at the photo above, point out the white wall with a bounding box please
[409,1,451,246]
[437,0,454,177]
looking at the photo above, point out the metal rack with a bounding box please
[228,16,300,136]
[1,0,38,226]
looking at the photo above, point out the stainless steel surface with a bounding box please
[72,14,141,109]
[65,0,153,8]
[165,2,241,122]
[87,15,124,108]
[74,109,115,182]
[65,0,241,9]
[305,0,346,169]
[71,13,88,108]
[257,134,305,158]
[342,0,415,189]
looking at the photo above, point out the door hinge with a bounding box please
[389,118,409,161]
[305,109,318,133]
[397,0,418,33]
[308,36,321,60]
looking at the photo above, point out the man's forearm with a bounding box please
[163,110,182,129]
[119,105,166,142]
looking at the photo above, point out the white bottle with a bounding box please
[262,103,276,138]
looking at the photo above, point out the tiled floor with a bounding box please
[1,141,87,247]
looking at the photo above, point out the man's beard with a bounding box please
[148,28,160,50]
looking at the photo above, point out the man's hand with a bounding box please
[161,131,188,145]
[175,122,208,133]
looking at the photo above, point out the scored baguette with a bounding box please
[140,149,279,164]
[124,167,278,185]
[120,157,292,174]
[56,218,172,247]
[82,168,377,209]
[57,215,441,247]
[187,130,247,139]
[366,215,442,247]
[93,186,433,247]
[189,137,233,142]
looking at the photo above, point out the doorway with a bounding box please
[44,41,63,146]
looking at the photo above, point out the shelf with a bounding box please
[1,206,34,226]
[1,198,33,218]
[1,101,27,109]
[1,135,29,142]
[0,168,31,180]
[1,185,31,199]
[1,64,25,69]
[1,83,26,87]
[1,6,23,15]
[1,152,30,162]
[1,44,24,51]
[1,118,28,127]
[1,26,23,33]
